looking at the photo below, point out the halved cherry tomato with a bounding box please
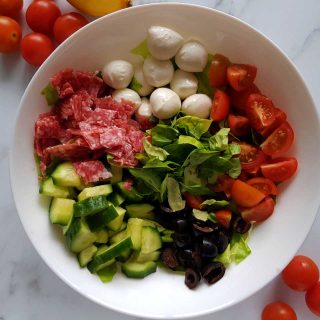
[305,281,320,317]
[208,175,235,197]
[209,53,230,87]
[261,301,297,320]
[240,196,275,223]
[261,157,298,182]
[0,16,21,53]
[260,107,287,137]
[260,122,294,157]
[210,89,230,121]
[282,255,319,292]
[247,177,278,196]
[230,179,266,207]
[215,209,232,229]
[184,192,203,210]
[238,170,249,182]
[0,0,23,17]
[246,94,276,131]
[238,142,266,174]
[229,83,261,114]
[228,114,250,137]
[227,64,257,91]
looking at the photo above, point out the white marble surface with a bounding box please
[1,0,320,319]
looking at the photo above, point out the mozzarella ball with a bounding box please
[112,88,141,109]
[147,25,184,60]
[175,40,208,72]
[143,56,174,88]
[135,97,152,118]
[170,69,198,99]
[150,88,181,120]
[181,94,212,119]
[102,60,134,89]
[132,66,154,96]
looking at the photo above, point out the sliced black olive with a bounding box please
[201,238,218,259]
[177,248,194,268]
[192,223,214,235]
[161,247,179,269]
[185,268,201,289]
[174,219,189,233]
[216,231,229,254]
[172,232,192,248]
[233,216,251,234]
[201,262,226,285]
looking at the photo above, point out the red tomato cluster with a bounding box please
[0,0,88,66]
[262,255,320,319]
[208,53,298,224]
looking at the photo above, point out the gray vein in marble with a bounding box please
[0,148,8,162]
[293,27,320,61]
[8,262,17,296]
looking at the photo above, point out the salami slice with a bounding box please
[73,160,112,184]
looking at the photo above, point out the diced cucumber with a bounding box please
[86,204,121,231]
[91,257,116,273]
[108,221,127,237]
[65,219,97,253]
[116,181,143,202]
[116,248,132,262]
[126,203,155,219]
[78,185,113,201]
[126,218,145,250]
[52,162,84,189]
[141,220,166,233]
[87,237,132,273]
[132,250,161,263]
[110,165,123,184]
[141,226,162,254]
[122,261,157,279]
[74,195,109,217]
[106,207,126,232]
[40,177,70,198]
[161,230,174,243]
[62,214,74,235]
[77,245,98,267]
[94,229,109,244]
[49,198,75,226]
[96,263,117,283]
[109,229,128,245]
[108,193,125,206]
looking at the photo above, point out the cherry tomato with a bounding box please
[0,0,23,18]
[215,209,232,229]
[183,192,203,210]
[228,114,250,137]
[238,142,266,174]
[26,0,61,35]
[281,255,319,291]
[260,122,294,157]
[306,281,320,317]
[261,157,298,182]
[0,16,21,53]
[247,177,278,196]
[260,107,287,137]
[209,53,230,87]
[210,89,230,121]
[21,32,54,66]
[246,94,276,131]
[53,12,88,43]
[240,196,275,223]
[261,301,297,320]
[208,174,235,197]
[227,64,257,91]
[230,179,266,207]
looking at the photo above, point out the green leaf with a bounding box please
[200,199,229,210]
[195,53,214,97]
[209,128,230,151]
[230,232,251,264]
[224,143,241,158]
[178,135,204,148]
[143,139,169,161]
[167,177,185,212]
[192,209,209,222]
[174,116,212,140]
[183,165,202,186]
[228,158,241,179]
[184,149,219,167]
[135,152,149,164]
[131,39,149,59]
[143,158,177,171]
[180,183,214,196]
[129,168,161,193]
[160,174,169,202]
[151,124,179,147]
[97,264,117,283]
[163,143,196,163]
[41,83,59,106]
[215,244,232,265]
[200,155,234,173]
[129,77,143,92]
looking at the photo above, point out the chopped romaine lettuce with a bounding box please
[129,168,161,193]
[209,128,230,151]
[167,177,185,212]
[143,139,169,161]
[151,124,179,147]
[178,135,203,148]
[174,116,212,140]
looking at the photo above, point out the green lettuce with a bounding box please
[143,139,169,161]
[151,124,179,147]
[131,39,149,58]
[178,135,204,148]
[41,83,59,106]
[167,177,185,212]
[209,128,230,151]
[195,53,214,97]
[129,168,161,193]
[174,116,212,140]
[129,77,143,92]
[200,199,229,210]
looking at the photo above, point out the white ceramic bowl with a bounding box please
[10,3,320,319]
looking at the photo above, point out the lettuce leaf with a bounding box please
[143,158,177,171]
[129,168,161,193]
[195,53,214,97]
[41,83,59,106]
[167,177,185,212]
[143,139,169,161]
[174,116,212,140]
[200,199,229,210]
[230,232,252,264]
[130,39,149,59]
[209,128,230,151]
[129,77,143,92]
[180,183,214,195]
[151,124,179,147]
[178,135,203,148]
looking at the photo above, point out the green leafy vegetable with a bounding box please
[195,53,214,97]
[160,174,169,202]
[130,39,149,59]
[180,183,214,196]
[230,232,252,264]
[200,199,229,210]
[97,264,117,283]
[174,116,212,140]
[209,128,230,151]
[135,152,149,164]
[224,143,241,158]
[184,149,219,167]
[41,83,59,106]
[215,244,232,265]
[129,168,161,193]
[178,135,203,148]
[143,139,169,161]
[129,77,143,92]
[151,124,179,147]
[192,209,209,221]
[167,177,185,212]
[183,165,202,186]
[143,158,177,171]
[228,158,241,178]
[164,143,196,163]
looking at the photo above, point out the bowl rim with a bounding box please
[9,2,320,319]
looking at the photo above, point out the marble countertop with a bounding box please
[1,0,320,319]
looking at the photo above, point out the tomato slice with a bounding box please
[238,142,266,174]
[260,157,298,182]
[210,89,230,121]
[247,177,278,196]
[260,121,294,157]
[209,53,230,87]
[208,175,235,198]
[183,192,203,210]
[228,114,250,137]
[215,209,232,229]
[260,107,287,137]
[239,196,275,223]
[227,64,257,91]
[246,94,276,131]
[230,179,266,207]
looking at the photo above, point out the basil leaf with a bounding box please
[195,53,214,97]
[151,124,179,147]
[163,143,196,163]
[228,158,241,179]
[167,177,185,212]
[144,158,177,171]
[131,39,149,59]
[209,128,230,151]
[160,174,169,202]
[200,199,229,210]
[41,83,59,106]
[174,116,212,140]
[129,168,161,193]
[143,139,169,161]
[180,183,214,196]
